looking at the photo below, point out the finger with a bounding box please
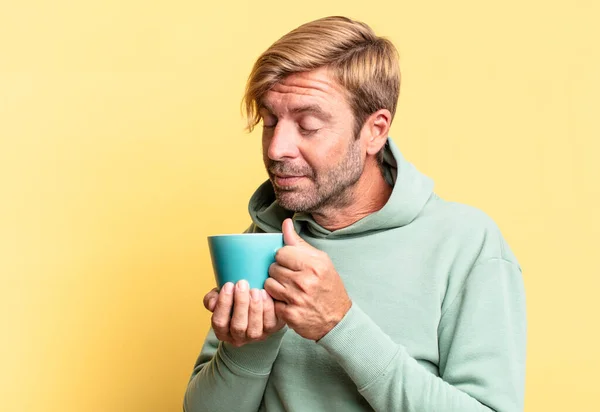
[261,290,279,332]
[230,280,250,342]
[268,261,299,285]
[211,282,234,341]
[207,296,218,312]
[274,300,289,322]
[274,246,305,271]
[203,288,219,311]
[282,218,307,247]
[246,289,264,340]
[264,277,290,303]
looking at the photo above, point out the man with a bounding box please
[184,16,526,412]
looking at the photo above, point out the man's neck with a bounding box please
[310,162,392,232]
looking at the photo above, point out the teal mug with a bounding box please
[207,233,284,290]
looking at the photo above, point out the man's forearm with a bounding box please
[318,286,526,412]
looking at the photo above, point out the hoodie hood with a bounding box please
[248,137,434,239]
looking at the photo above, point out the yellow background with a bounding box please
[1,1,598,411]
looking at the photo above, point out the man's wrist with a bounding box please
[221,326,288,375]
[316,298,353,341]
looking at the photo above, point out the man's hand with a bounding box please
[203,281,286,347]
[264,218,352,341]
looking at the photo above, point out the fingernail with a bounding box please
[261,289,268,301]
[237,280,248,291]
[250,289,260,301]
[223,282,234,294]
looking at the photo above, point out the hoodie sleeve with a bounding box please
[317,257,527,412]
[183,327,287,412]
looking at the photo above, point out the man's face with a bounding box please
[260,67,365,213]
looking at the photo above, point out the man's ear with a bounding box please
[363,109,392,157]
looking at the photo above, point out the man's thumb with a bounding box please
[282,218,304,246]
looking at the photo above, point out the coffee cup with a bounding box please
[207,233,284,289]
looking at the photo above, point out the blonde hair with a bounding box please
[243,16,400,142]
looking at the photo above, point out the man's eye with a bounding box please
[298,118,322,135]
[299,126,319,136]
[263,118,278,128]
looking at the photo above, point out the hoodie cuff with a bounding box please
[220,327,288,376]
[317,303,399,390]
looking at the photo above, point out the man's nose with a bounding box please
[267,123,300,161]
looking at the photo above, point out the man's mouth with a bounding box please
[273,174,306,187]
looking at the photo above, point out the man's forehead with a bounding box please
[277,69,343,94]
[260,92,327,113]
[260,69,345,114]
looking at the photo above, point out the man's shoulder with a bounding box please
[421,193,499,230]
[419,193,519,265]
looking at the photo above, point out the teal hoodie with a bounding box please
[184,138,527,412]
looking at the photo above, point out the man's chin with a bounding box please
[275,197,302,212]
[274,192,315,213]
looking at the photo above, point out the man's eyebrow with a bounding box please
[289,105,331,119]
[258,102,331,119]
[258,102,275,114]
